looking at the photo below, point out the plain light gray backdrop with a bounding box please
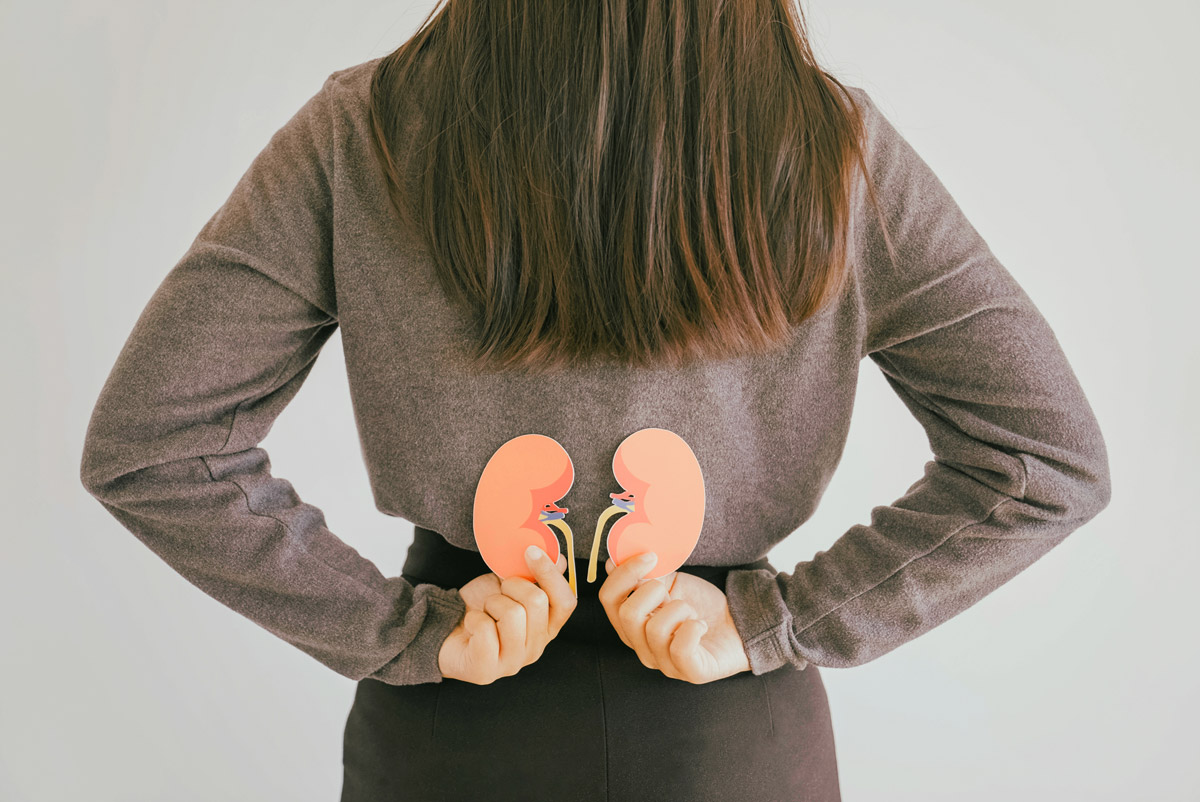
[4,1,1196,799]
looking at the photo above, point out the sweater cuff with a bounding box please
[368,584,466,686]
[725,567,810,675]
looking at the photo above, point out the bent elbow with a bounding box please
[79,442,114,499]
[1018,444,1111,526]
[1071,428,1113,522]
[1082,456,1112,520]
[79,422,135,500]
[79,434,103,497]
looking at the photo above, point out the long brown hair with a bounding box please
[367,0,893,375]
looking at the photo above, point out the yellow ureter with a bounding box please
[546,518,576,598]
[587,505,626,583]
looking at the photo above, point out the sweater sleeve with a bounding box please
[79,73,466,686]
[724,88,1112,674]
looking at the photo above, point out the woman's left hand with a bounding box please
[597,551,751,684]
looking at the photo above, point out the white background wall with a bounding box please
[4,0,1195,799]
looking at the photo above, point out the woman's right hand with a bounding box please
[438,545,577,685]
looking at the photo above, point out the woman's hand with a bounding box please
[439,546,577,685]
[597,551,752,684]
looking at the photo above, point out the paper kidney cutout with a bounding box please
[473,433,578,595]
[586,427,705,583]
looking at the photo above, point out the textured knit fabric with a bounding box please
[79,55,1112,687]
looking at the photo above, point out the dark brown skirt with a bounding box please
[341,526,841,802]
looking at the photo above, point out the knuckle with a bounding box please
[669,635,688,658]
[501,576,531,597]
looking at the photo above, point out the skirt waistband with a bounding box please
[402,525,776,646]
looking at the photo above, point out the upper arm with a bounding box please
[82,73,341,490]
[851,88,1111,517]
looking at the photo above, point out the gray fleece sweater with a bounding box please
[79,56,1111,686]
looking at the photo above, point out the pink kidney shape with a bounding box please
[606,427,704,580]
[473,433,574,581]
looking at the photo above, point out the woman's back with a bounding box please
[80,27,1109,802]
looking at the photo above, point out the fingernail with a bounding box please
[640,552,658,566]
[525,545,544,562]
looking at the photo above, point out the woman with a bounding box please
[80,1,1111,800]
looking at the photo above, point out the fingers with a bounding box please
[598,551,666,666]
[448,550,579,685]
[600,554,707,679]
[483,593,526,675]
[645,598,701,678]
[499,574,548,657]
[488,546,578,670]
[667,618,708,681]
[461,609,499,673]
[524,546,578,638]
[598,552,658,647]
[618,577,681,671]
